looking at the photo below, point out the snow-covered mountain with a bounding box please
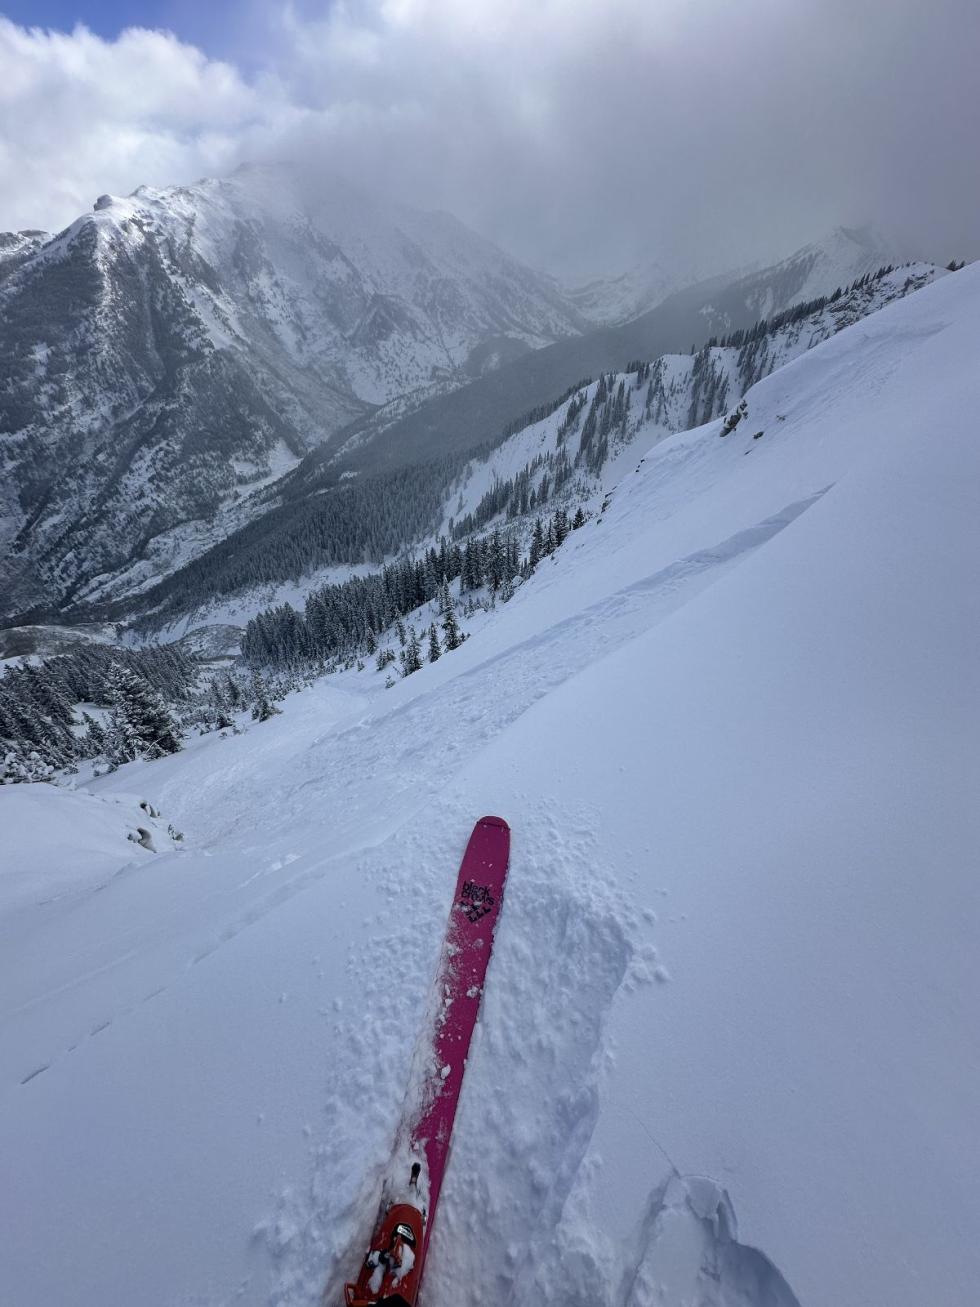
[563,255,694,326]
[441,261,941,538]
[700,225,899,331]
[290,227,907,489]
[0,190,906,632]
[0,165,585,619]
[562,226,896,329]
[2,259,977,1307]
[0,191,900,629]
[129,260,940,642]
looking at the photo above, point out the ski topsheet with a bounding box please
[344,816,511,1307]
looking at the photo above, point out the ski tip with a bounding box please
[478,815,509,831]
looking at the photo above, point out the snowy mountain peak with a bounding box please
[756,224,899,302]
[562,225,898,329]
[0,166,586,620]
[687,224,902,336]
[563,255,694,327]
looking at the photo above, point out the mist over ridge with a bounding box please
[0,0,976,283]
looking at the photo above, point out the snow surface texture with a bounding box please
[2,264,979,1307]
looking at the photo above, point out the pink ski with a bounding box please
[345,816,510,1307]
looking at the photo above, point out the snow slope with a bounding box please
[148,262,941,643]
[438,261,942,539]
[2,264,978,1307]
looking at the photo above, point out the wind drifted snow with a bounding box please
[1,263,978,1307]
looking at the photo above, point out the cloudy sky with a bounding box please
[0,1,977,279]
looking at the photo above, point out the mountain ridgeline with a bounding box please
[0,256,948,780]
[0,167,903,634]
[0,165,586,621]
[121,259,935,634]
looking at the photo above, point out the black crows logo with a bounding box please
[459,880,494,923]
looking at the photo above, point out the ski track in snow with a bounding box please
[4,488,818,1307]
[7,265,980,1307]
[242,496,824,1306]
[292,489,827,852]
[619,1176,800,1307]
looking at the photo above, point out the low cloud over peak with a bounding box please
[1,1,977,278]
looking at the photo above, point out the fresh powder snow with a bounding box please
[1,262,978,1307]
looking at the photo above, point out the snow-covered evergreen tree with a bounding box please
[107,664,183,761]
[529,518,545,570]
[441,583,463,651]
[250,672,281,722]
[80,712,109,757]
[403,630,424,676]
[428,624,442,663]
[486,529,505,592]
[1,749,54,784]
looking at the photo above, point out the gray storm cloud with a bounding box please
[0,0,977,277]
